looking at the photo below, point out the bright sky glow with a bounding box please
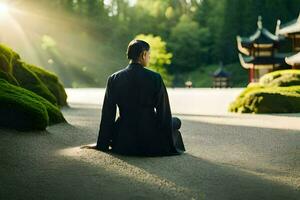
[0,3,9,14]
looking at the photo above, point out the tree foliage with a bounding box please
[135,34,173,86]
[14,0,300,87]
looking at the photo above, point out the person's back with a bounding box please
[84,40,185,156]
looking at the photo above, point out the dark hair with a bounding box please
[126,39,150,61]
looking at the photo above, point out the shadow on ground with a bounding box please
[0,105,299,200]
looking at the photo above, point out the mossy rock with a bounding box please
[0,71,19,85]
[12,61,58,106]
[246,92,300,113]
[26,64,68,106]
[0,44,20,73]
[0,79,66,131]
[0,43,68,107]
[229,85,300,113]
[259,69,300,87]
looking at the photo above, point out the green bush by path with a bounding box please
[229,86,300,113]
[259,70,300,87]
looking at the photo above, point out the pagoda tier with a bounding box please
[237,16,279,56]
[276,13,300,52]
[239,53,290,69]
[285,52,300,69]
[237,16,287,82]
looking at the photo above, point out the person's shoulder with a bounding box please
[109,68,126,80]
[142,67,161,80]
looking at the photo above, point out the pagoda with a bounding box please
[237,16,288,82]
[285,52,300,68]
[212,63,231,88]
[277,13,300,69]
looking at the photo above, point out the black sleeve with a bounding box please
[154,75,174,150]
[96,75,117,151]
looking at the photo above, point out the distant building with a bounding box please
[212,63,231,88]
[237,16,289,83]
[277,13,300,69]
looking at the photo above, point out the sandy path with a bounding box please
[0,89,300,200]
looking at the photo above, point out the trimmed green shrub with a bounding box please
[0,79,66,131]
[229,85,300,113]
[259,69,300,87]
[230,69,300,113]
[26,64,68,106]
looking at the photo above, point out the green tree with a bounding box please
[135,34,173,86]
[169,15,212,73]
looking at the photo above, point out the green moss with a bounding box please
[247,92,300,113]
[0,79,66,131]
[0,79,48,131]
[0,71,19,85]
[12,61,58,105]
[230,69,300,113]
[0,44,20,74]
[0,43,68,107]
[26,64,68,106]
[259,69,300,87]
[0,44,67,131]
[229,86,300,113]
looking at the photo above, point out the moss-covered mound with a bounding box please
[12,61,58,105]
[0,44,68,106]
[26,63,68,107]
[0,79,66,131]
[229,85,300,113]
[0,44,20,74]
[259,69,300,87]
[0,71,19,85]
[229,69,300,113]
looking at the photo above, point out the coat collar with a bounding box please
[126,62,145,69]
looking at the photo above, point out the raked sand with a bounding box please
[0,88,300,200]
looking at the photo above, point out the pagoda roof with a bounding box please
[276,13,300,35]
[285,52,300,66]
[238,53,289,69]
[237,16,279,51]
[213,66,230,78]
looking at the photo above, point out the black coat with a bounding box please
[96,62,185,156]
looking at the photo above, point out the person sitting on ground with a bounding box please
[82,39,185,156]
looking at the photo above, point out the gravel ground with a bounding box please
[0,89,300,200]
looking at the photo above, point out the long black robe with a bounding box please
[96,62,185,156]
